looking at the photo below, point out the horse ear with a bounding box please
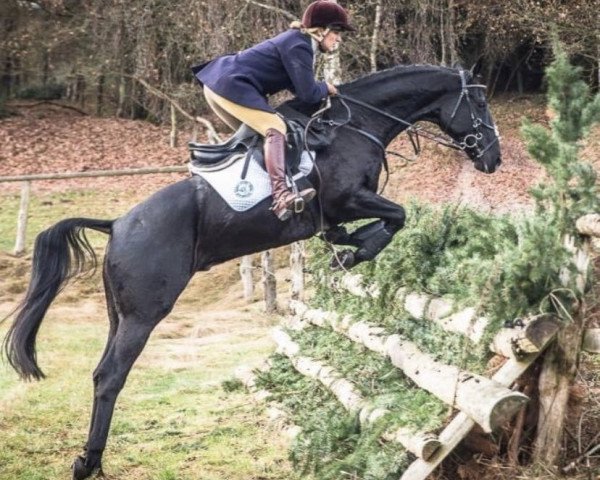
[469,59,484,77]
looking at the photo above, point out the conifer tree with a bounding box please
[522,41,600,233]
[523,40,600,465]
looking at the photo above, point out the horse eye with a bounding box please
[477,102,486,109]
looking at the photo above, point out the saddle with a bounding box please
[188,104,335,174]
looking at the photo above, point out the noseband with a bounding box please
[325,69,499,161]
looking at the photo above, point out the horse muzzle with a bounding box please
[475,155,502,174]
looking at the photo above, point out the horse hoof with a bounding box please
[72,455,99,480]
[330,250,355,271]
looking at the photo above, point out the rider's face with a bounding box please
[320,30,342,53]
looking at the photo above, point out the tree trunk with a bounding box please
[169,104,178,148]
[96,71,105,116]
[448,0,458,66]
[370,0,383,72]
[42,48,50,86]
[116,74,127,118]
[440,0,446,65]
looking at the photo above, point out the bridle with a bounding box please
[315,69,499,162]
[447,69,499,159]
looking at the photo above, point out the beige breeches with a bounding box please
[203,86,287,136]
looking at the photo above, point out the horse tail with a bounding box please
[3,218,113,381]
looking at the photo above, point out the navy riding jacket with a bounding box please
[192,29,328,113]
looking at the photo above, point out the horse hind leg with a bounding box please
[72,314,157,480]
[76,270,120,477]
[73,267,191,479]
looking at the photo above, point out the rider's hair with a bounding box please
[290,20,327,42]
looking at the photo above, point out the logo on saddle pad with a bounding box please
[234,180,254,198]
[188,150,314,212]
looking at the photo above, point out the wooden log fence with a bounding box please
[330,273,562,354]
[235,211,600,479]
[235,293,559,479]
[271,327,442,460]
[288,301,535,433]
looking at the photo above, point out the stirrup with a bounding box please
[293,197,305,214]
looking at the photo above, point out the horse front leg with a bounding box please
[327,191,406,270]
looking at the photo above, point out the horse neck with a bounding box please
[339,66,460,146]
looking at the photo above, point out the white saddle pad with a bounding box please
[188,150,315,212]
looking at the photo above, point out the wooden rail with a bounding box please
[0,165,188,183]
[0,165,188,255]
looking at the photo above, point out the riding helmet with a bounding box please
[301,1,356,32]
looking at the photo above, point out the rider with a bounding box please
[192,1,355,221]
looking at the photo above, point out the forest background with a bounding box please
[1,0,598,123]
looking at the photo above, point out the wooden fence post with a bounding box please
[13,180,30,256]
[534,230,594,464]
[290,242,305,301]
[261,250,277,313]
[240,255,254,301]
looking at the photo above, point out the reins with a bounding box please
[312,69,499,173]
[302,69,499,236]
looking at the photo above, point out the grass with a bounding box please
[0,188,142,252]
[0,315,291,480]
[0,188,296,480]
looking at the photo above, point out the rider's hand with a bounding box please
[326,82,338,96]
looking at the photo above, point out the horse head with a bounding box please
[438,70,502,174]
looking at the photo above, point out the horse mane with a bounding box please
[339,64,463,95]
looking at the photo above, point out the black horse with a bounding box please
[3,65,501,479]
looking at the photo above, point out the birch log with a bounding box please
[289,302,528,433]
[272,328,441,459]
[575,213,600,237]
[292,299,560,360]
[331,274,561,350]
[331,273,488,342]
[385,335,528,433]
[490,314,561,358]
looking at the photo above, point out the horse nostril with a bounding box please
[496,157,502,168]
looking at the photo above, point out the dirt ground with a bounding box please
[1,97,599,479]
